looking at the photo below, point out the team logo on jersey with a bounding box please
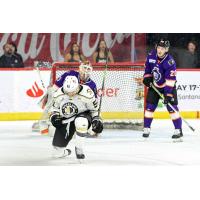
[87,88,93,95]
[152,67,161,82]
[168,59,175,66]
[61,102,78,117]
[149,59,156,63]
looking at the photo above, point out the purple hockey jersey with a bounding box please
[55,70,98,97]
[144,49,177,96]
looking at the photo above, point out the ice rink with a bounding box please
[1,119,200,166]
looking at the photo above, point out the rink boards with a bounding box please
[0,68,200,120]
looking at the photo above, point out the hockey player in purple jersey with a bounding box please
[143,39,183,140]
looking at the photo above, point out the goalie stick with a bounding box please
[33,61,54,109]
[33,61,53,134]
[34,61,46,89]
[150,83,196,132]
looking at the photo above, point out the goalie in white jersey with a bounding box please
[49,75,103,159]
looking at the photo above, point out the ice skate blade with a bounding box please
[77,159,85,164]
[172,138,183,143]
[75,154,85,163]
[142,137,150,142]
[142,134,150,138]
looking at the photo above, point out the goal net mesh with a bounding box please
[51,62,145,130]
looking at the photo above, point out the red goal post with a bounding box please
[51,62,145,130]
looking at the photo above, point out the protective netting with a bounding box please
[51,62,145,130]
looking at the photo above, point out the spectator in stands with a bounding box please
[178,41,198,68]
[0,43,24,68]
[92,40,114,63]
[64,43,86,62]
[10,42,24,66]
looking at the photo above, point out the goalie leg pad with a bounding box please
[39,120,49,135]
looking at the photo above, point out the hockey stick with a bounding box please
[98,40,115,115]
[34,61,54,108]
[150,83,196,132]
[34,61,48,90]
[33,61,52,134]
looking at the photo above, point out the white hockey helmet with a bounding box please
[63,76,79,93]
[79,61,93,75]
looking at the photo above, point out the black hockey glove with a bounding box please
[50,114,64,128]
[143,77,153,87]
[92,117,103,134]
[163,95,174,105]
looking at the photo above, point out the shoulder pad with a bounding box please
[79,85,95,99]
[168,59,175,66]
[53,88,64,98]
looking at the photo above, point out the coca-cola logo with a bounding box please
[26,81,44,97]
[0,33,134,66]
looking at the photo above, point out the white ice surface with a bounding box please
[0,120,200,165]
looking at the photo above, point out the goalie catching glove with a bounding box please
[50,114,65,128]
[92,116,103,134]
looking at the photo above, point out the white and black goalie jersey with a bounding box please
[49,85,99,121]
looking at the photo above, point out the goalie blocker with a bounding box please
[49,76,103,159]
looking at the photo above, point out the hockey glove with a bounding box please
[50,114,64,128]
[92,117,103,134]
[143,77,153,87]
[163,95,174,105]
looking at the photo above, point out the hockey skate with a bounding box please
[172,129,183,142]
[142,128,150,138]
[32,121,39,132]
[52,146,71,158]
[75,146,85,159]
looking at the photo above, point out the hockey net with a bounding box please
[51,62,145,130]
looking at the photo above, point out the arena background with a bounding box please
[0,33,200,120]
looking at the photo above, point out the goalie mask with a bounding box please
[79,61,93,80]
[63,76,79,93]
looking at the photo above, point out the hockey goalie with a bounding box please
[49,75,103,159]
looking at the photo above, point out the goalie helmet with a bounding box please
[79,61,93,77]
[63,76,79,93]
